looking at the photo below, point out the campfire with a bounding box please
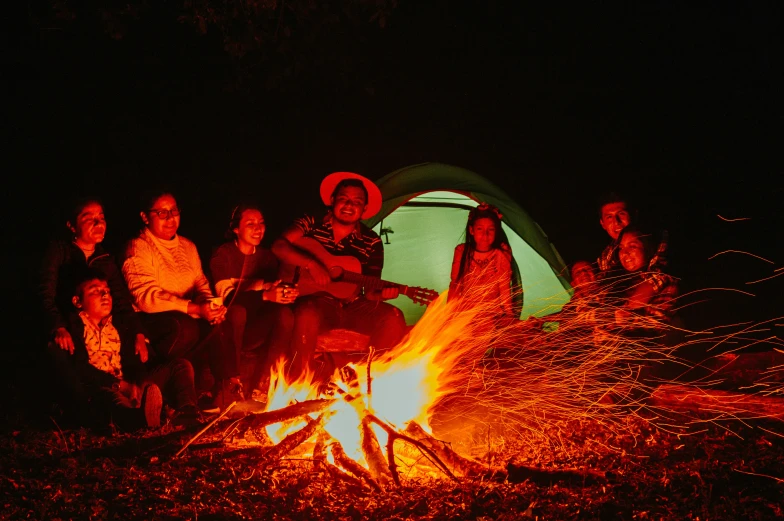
[176,293,531,488]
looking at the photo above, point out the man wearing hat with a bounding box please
[271,172,407,380]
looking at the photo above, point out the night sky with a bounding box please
[7,2,783,345]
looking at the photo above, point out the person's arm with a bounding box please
[122,238,192,314]
[496,250,514,318]
[271,217,331,286]
[38,241,68,334]
[447,244,464,302]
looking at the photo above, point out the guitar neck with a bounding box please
[340,271,408,294]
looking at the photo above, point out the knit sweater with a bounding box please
[122,228,213,315]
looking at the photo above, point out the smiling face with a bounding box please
[73,278,113,321]
[618,231,648,272]
[142,193,180,240]
[68,201,106,247]
[234,209,265,248]
[331,186,367,226]
[571,261,596,287]
[469,217,497,252]
[600,202,631,240]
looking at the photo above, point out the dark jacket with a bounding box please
[39,240,140,335]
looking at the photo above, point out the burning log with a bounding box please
[403,421,503,480]
[231,398,336,439]
[648,384,784,418]
[324,460,367,491]
[262,413,325,462]
[404,421,605,485]
[360,416,393,485]
[329,440,382,492]
[366,415,457,483]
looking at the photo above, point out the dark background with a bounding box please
[5,1,783,359]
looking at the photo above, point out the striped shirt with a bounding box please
[293,214,384,277]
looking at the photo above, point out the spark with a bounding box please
[708,250,774,264]
[717,215,751,222]
[732,468,784,484]
[747,271,784,285]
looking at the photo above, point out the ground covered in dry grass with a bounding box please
[3,390,783,521]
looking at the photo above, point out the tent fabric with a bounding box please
[364,162,572,325]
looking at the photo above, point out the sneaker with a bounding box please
[198,392,219,415]
[140,383,163,429]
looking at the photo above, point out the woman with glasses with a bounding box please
[122,189,244,410]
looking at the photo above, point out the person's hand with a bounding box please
[264,281,299,304]
[198,302,227,324]
[305,261,331,286]
[380,287,399,300]
[53,327,74,354]
[135,334,149,363]
[246,279,268,292]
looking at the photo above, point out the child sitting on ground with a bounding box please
[48,268,202,430]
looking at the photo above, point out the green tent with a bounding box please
[365,162,572,325]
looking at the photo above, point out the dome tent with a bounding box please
[364,162,573,325]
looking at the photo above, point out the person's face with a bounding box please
[469,217,497,252]
[600,202,631,240]
[332,186,367,225]
[571,261,596,287]
[68,202,106,246]
[618,232,647,272]
[234,209,265,247]
[73,279,112,320]
[142,194,180,240]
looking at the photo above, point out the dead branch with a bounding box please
[361,416,393,484]
[174,401,237,458]
[232,398,336,438]
[403,421,503,479]
[324,459,368,491]
[262,414,324,462]
[329,440,382,492]
[365,414,457,482]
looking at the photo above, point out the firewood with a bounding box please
[649,384,784,418]
[365,414,457,482]
[403,421,504,480]
[324,460,367,491]
[329,440,382,492]
[360,416,393,484]
[262,414,325,462]
[174,401,237,458]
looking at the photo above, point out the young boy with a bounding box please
[48,268,201,429]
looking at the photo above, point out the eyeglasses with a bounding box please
[148,207,181,219]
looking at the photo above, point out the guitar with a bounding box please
[278,237,439,306]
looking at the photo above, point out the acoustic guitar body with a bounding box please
[278,237,362,300]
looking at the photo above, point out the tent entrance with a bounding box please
[372,191,568,325]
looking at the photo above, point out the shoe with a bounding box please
[212,377,245,411]
[198,392,219,415]
[140,383,163,429]
[171,404,206,428]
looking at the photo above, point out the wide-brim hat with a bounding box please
[320,171,383,220]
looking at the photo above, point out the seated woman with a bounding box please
[210,203,298,399]
[121,189,242,410]
[39,196,147,366]
[49,268,201,429]
[614,226,679,332]
[448,203,516,321]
